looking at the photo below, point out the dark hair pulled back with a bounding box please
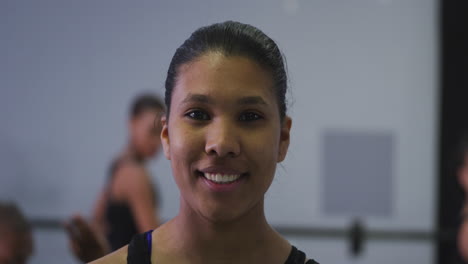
[164,21,288,120]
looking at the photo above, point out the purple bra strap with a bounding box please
[145,229,154,256]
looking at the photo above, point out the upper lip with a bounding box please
[199,166,245,175]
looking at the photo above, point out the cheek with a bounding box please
[140,134,154,151]
[243,130,280,188]
[168,123,204,172]
[169,135,201,198]
[247,129,280,160]
[134,126,146,143]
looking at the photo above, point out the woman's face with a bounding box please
[130,110,162,159]
[161,53,291,222]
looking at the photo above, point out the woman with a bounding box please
[92,21,319,264]
[92,94,165,251]
[457,134,468,262]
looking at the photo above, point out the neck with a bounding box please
[166,198,288,263]
[123,144,145,163]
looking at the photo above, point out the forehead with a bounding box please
[174,53,275,101]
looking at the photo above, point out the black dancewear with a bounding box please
[105,158,159,251]
[106,200,138,251]
[127,230,320,264]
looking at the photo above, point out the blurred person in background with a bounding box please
[0,202,33,264]
[457,133,468,262]
[67,94,165,262]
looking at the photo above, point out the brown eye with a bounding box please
[186,110,211,120]
[239,112,263,122]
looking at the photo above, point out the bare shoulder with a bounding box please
[89,245,127,264]
[117,160,147,176]
[114,162,150,192]
[115,161,148,182]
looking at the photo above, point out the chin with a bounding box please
[200,202,257,225]
[203,210,243,224]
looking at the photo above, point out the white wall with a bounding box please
[0,0,438,263]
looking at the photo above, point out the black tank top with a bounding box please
[127,230,320,264]
[105,158,159,251]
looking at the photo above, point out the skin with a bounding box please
[92,52,293,264]
[0,228,33,264]
[458,155,468,261]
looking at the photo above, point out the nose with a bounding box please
[205,119,240,158]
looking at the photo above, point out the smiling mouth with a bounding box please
[197,171,244,184]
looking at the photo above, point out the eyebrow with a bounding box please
[237,96,268,106]
[181,93,268,106]
[181,94,215,105]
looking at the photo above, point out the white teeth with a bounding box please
[203,173,241,184]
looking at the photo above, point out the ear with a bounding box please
[277,116,292,162]
[160,115,171,160]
